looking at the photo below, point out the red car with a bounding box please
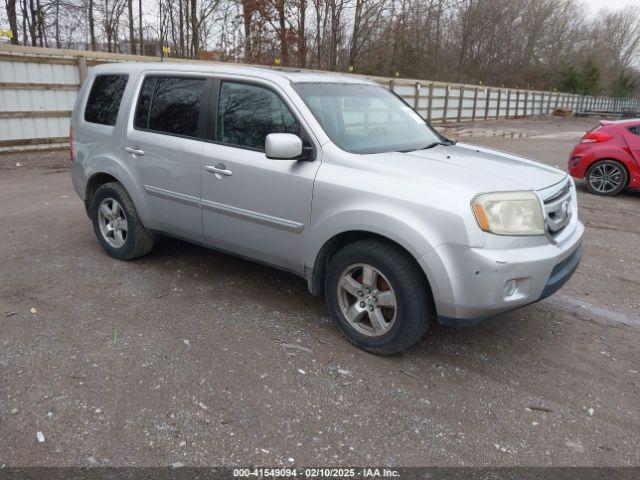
[568,119,640,196]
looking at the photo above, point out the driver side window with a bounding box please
[217,81,300,150]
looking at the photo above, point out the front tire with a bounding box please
[89,182,155,260]
[325,239,433,355]
[585,160,627,196]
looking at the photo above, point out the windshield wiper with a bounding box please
[415,139,456,150]
[395,139,456,153]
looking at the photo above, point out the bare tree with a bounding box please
[127,0,135,52]
[178,0,184,55]
[295,0,307,67]
[138,0,142,53]
[5,0,19,43]
[102,0,126,51]
[2,0,639,96]
[597,7,640,76]
[190,0,197,54]
[274,0,286,65]
[327,0,346,70]
[348,0,385,69]
[89,0,97,49]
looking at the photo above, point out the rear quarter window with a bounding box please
[84,74,129,126]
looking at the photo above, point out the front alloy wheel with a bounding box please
[325,239,433,355]
[337,263,397,337]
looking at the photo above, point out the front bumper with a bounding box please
[420,220,584,327]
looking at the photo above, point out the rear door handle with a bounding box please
[125,146,145,156]
[205,164,233,177]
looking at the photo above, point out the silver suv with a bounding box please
[71,63,584,354]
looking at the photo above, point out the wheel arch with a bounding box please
[306,229,435,301]
[82,160,150,224]
[85,172,119,212]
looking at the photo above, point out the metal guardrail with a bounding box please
[1,44,639,153]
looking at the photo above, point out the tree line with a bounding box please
[2,0,640,96]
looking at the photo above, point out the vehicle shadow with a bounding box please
[141,235,555,369]
[574,178,640,198]
[147,234,326,314]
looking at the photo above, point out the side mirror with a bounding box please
[265,133,303,160]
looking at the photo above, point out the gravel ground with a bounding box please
[1,117,639,467]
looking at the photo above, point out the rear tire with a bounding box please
[89,182,155,260]
[324,239,433,355]
[585,160,627,196]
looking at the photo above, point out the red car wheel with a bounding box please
[585,160,627,196]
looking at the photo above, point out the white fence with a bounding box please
[1,44,639,153]
[390,80,639,123]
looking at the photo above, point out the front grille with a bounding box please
[543,181,572,235]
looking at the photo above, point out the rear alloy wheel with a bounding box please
[97,198,128,248]
[586,160,627,196]
[90,182,155,260]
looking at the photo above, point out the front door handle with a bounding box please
[205,164,233,177]
[125,146,145,156]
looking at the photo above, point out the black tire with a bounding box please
[585,160,627,196]
[89,182,155,260]
[324,239,433,355]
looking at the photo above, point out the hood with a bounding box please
[367,142,567,192]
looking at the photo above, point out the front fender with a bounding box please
[306,210,440,264]
[305,207,471,301]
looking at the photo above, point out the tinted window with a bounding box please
[218,82,299,150]
[134,76,206,138]
[84,74,128,126]
[134,76,156,129]
[629,126,640,136]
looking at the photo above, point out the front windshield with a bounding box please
[293,82,443,154]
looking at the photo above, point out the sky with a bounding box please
[581,0,639,13]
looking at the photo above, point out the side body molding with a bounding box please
[144,185,305,233]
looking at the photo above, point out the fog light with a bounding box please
[504,279,518,297]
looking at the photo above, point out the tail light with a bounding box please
[580,131,613,143]
[69,126,74,162]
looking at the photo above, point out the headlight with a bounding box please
[472,191,545,236]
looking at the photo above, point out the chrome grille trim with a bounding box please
[543,181,570,203]
[542,179,572,235]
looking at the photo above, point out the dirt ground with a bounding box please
[1,117,639,467]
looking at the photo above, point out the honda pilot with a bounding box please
[70,64,584,354]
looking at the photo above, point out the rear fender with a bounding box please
[84,155,151,225]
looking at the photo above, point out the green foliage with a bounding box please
[611,72,637,98]
[580,58,601,95]
[558,67,581,93]
[557,59,601,95]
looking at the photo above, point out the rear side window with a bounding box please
[134,76,206,138]
[629,126,640,136]
[84,74,128,126]
[217,81,299,150]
